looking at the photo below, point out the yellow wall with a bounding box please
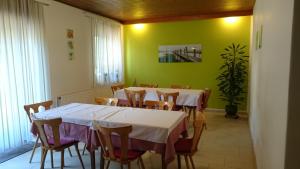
[124,16,251,110]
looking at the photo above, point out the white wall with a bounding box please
[41,1,112,105]
[249,0,294,168]
[43,0,93,104]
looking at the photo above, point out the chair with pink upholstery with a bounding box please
[93,124,145,169]
[175,113,206,169]
[33,117,85,169]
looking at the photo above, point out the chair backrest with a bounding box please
[94,124,132,161]
[95,97,118,106]
[124,89,146,108]
[145,100,174,111]
[139,84,158,88]
[202,88,212,110]
[191,113,206,153]
[170,84,191,89]
[111,84,125,95]
[156,90,179,104]
[24,100,53,122]
[33,118,62,148]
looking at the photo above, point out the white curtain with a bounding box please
[91,16,124,86]
[0,0,50,152]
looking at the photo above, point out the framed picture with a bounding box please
[158,44,202,63]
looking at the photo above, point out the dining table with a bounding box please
[31,103,188,169]
[114,86,205,110]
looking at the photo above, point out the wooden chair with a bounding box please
[24,101,73,165]
[24,101,57,165]
[170,84,191,89]
[124,89,146,108]
[139,84,158,88]
[111,84,125,95]
[33,118,85,169]
[95,97,119,106]
[145,100,174,111]
[186,88,212,121]
[78,97,119,155]
[94,124,145,169]
[156,90,180,111]
[175,113,206,169]
[202,88,212,111]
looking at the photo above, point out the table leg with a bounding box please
[89,150,95,169]
[161,149,167,169]
[100,149,105,169]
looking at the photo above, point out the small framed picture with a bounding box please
[67,29,74,39]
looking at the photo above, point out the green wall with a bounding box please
[124,16,251,110]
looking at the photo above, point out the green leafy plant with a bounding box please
[216,43,248,118]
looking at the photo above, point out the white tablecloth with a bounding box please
[34,103,186,143]
[114,87,204,107]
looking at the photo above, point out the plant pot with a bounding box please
[225,105,239,119]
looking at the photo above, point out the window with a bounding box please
[91,16,124,85]
[0,0,50,152]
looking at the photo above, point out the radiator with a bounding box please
[56,89,95,106]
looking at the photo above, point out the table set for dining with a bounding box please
[30,86,208,169]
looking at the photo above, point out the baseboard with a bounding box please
[206,108,248,115]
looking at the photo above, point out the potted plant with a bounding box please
[216,43,248,118]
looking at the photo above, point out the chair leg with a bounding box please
[128,162,131,169]
[67,147,72,157]
[120,163,123,169]
[61,149,64,169]
[184,155,190,169]
[29,136,39,163]
[192,108,196,121]
[51,150,54,168]
[177,154,181,169]
[138,157,145,169]
[188,155,195,169]
[40,148,48,169]
[105,160,110,169]
[74,143,85,169]
[82,144,87,155]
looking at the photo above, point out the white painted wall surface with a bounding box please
[38,0,112,105]
[43,0,93,104]
[250,0,294,168]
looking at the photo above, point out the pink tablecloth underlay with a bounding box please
[31,118,187,164]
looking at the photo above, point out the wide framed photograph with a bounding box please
[158,44,202,63]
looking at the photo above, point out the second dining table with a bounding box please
[114,86,205,110]
[32,102,188,169]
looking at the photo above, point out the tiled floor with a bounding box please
[0,111,256,169]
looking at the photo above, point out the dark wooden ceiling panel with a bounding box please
[54,0,254,24]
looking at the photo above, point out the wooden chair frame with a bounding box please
[145,100,174,111]
[124,89,146,108]
[33,118,85,169]
[111,84,125,95]
[24,100,63,165]
[177,113,206,169]
[94,124,145,169]
[156,90,179,110]
[95,97,119,106]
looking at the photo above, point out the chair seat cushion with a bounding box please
[175,138,193,153]
[108,148,145,160]
[48,137,77,146]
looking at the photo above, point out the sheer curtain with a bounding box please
[91,16,124,86]
[0,0,50,152]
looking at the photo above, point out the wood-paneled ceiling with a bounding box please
[54,0,255,24]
